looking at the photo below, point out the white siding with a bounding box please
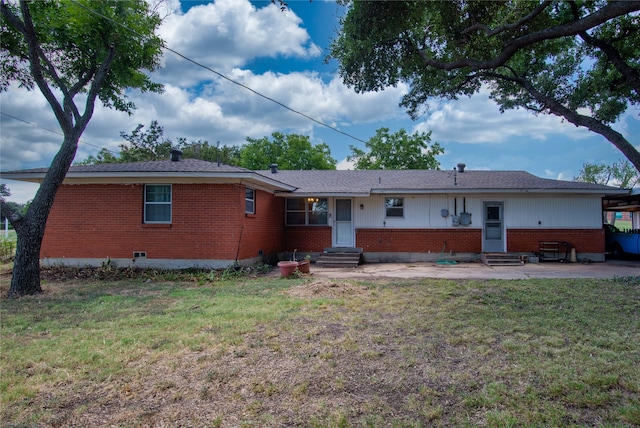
[353,195,478,229]
[350,194,603,229]
[505,195,602,228]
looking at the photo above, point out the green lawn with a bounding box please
[1,269,639,427]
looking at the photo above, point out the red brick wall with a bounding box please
[507,229,604,253]
[42,184,285,261]
[356,228,483,253]
[42,185,606,262]
[284,226,332,253]
[237,189,285,260]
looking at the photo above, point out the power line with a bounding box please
[69,0,367,144]
[0,111,108,152]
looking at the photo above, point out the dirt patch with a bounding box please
[283,279,372,298]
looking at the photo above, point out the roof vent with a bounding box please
[457,163,466,173]
[270,163,278,174]
[170,149,183,162]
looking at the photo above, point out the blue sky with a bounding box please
[1,0,638,203]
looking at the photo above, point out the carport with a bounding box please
[603,188,640,229]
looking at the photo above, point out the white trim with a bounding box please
[144,184,172,224]
[245,187,255,214]
[1,171,297,192]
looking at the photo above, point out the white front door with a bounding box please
[334,199,354,247]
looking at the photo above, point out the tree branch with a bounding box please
[483,70,640,173]
[419,1,640,71]
[568,1,640,97]
[13,1,74,133]
[0,200,22,230]
[78,44,116,132]
[461,1,552,37]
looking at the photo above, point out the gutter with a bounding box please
[1,170,297,192]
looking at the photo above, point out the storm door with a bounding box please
[334,199,354,247]
[483,202,504,252]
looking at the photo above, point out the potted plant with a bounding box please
[297,254,311,274]
[277,249,299,277]
[277,260,299,277]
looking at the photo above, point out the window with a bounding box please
[308,198,328,225]
[144,184,171,223]
[385,197,404,217]
[286,197,328,225]
[245,187,255,214]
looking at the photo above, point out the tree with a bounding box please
[0,184,9,198]
[180,140,242,165]
[239,132,337,170]
[348,127,442,170]
[575,160,639,188]
[0,0,164,297]
[78,120,171,164]
[330,1,640,172]
[78,120,243,166]
[119,120,172,162]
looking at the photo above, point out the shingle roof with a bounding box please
[3,159,625,195]
[11,159,251,174]
[257,169,620,194]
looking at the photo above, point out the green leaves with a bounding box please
[575,159,639,188]
[331,1,640,172]
[348,127,443,170]
[78,124,336,170]
[240,132,337,170]
[1,0,164,113]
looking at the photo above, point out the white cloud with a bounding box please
[212,70,407,131]
[336,158,355,170]
[156,0,319,86]
[0,0,406,181]
[415,88,593,144]
[2,0,634,203]
[0,180,40,204]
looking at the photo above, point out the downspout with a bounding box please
[234,182,245,268]
[235,221,244,268]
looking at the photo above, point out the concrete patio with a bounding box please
[308,259,640,280]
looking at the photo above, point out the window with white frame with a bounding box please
[144,184,171,223]
[245,187,255,214]
[286,197,328,225]
[385,197,404,217]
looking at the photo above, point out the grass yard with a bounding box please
[1,267,639,427]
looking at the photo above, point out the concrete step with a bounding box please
[316,250,361,268]
[482,253,524,267]
[323,247,363,254]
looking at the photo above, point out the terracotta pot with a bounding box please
[277,261,299,277]
[297,260,310,274]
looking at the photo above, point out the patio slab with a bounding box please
[308,259,640,280]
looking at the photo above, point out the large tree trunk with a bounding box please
[1,0,155,297]
[7,134,80,297]
[9,222,45,297]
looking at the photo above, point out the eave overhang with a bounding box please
[276,188,630,197]
[0,170,297,193]
[274,191,371,198]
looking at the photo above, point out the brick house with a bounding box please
[3,157,628,268]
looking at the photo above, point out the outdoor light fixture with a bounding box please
[360,204,364,210]
[307,197,319,202]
